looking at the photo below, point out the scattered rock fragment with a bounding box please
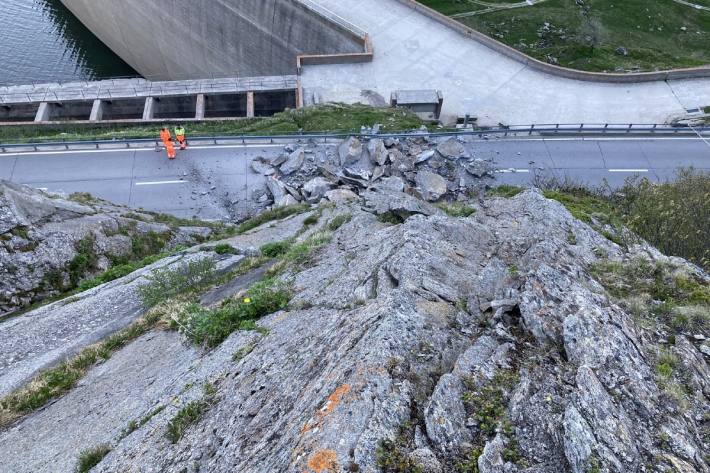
[416,171,448,201]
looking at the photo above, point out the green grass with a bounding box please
[488,185,523,198]
[120,405,165,439]
[328,213,353,231]
[75,445,111,473]
[233,204,310,235]
[418,0,710,72]
[591,257,710,334]
[0,308,165,428]
[436,202,476,217]
[0,104,423,145]
[166,383,217,443]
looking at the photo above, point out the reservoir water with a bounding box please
[0,0,137,86]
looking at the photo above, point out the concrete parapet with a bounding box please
[393,0,710,83]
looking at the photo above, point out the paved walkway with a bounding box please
[302,0,710,125]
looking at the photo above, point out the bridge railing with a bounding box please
[1,123,709,152]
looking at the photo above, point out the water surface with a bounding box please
[0,0,136,86]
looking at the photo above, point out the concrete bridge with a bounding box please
[0,76,298,124]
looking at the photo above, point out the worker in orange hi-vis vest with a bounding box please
[159,127,171,146]
[165,138,176,160]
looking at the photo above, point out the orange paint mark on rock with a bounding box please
[307,449,340,473]
[300,384,352,435]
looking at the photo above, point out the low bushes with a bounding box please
[178,279,289,348]
[138,258,217,307]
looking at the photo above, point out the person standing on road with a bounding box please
[165,137,176,160]
[174,125,187,150]
[160,127,172,147]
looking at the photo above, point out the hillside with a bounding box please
[0,138,708,473]
[419,0,710,72]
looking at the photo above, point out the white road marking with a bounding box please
[496,169,531,173]
[135,180,188,186]
[608,169,649,173]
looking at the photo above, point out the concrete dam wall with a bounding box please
[59,0,365,81]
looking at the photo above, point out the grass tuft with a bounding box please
[75,445,111,473]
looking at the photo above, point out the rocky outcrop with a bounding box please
[0,181,214,316]
[0,185,708,473]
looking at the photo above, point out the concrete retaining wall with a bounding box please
[59,0,366,80]
[395,0,710,83]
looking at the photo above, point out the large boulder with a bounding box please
[416,171,448,201]
[301,177,334,203]
[437,138,465,159]
[279,148,305,175]
[338,137,363,167]
[367,139,388,166]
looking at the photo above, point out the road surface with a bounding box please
[0,136,708,220]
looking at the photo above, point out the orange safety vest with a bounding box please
[160,129,171,143]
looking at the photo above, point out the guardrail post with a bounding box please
[627,124,632,133]
[603,124,608,133]
[528,124,534,135]
[579,124,584,132]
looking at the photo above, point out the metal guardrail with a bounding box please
[0,124,709,153]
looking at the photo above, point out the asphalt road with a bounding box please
[0,136,708,220]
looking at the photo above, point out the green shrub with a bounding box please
[181,279,289,348]
[260,241,292,258]
[456,447,483,473]
[68,235,98,287]
[139,258,217,307]
[375,439,423,473]
[131,231,170,260]
[614,170,710,269]
[75,445,111,473]
[214,243,237,255]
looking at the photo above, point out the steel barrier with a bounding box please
[1,124,709,153]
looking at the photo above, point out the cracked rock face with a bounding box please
[1,188,708,473]
[0,181,212,316]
